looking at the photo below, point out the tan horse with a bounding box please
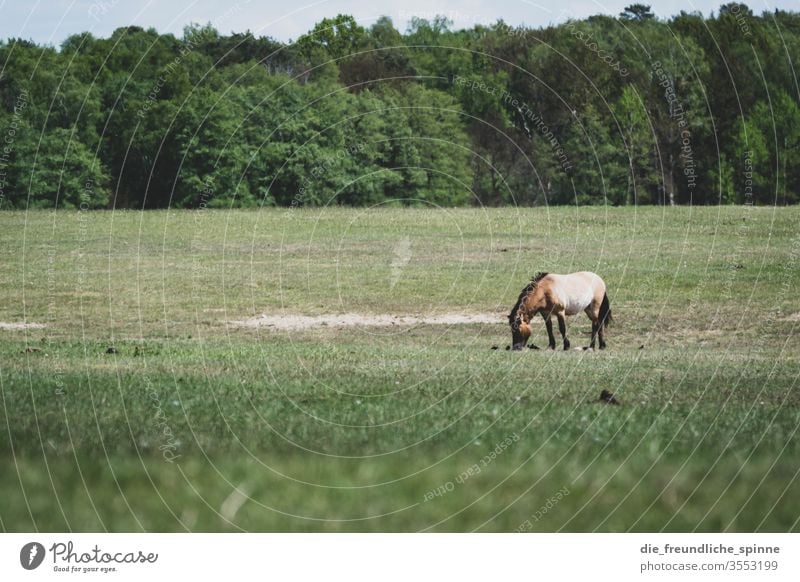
[508,272,612,351]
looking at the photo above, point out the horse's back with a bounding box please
[547,272,606,315]
[573,271,606,291]
[547,271,605,290]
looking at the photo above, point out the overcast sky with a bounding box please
[1,0,797,46]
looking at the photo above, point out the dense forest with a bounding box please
[0,3,798,209]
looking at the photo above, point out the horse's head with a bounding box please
[508,313,531,351]
[508,274,546,351]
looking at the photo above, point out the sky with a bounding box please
[0,0,797,46]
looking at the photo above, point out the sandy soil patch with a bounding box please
[0,321,47,331]
[781,312,800,322]
[229,312,500,330]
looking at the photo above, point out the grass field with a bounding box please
[0,206,798,532]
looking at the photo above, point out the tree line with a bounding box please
[0,3,798,209]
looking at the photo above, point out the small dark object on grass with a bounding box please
[505,345,511,351]
[599,389,620,405]
[491,345,499,350]
[638,344,645,350]
[528,344,540,350]
[106,347,117,354]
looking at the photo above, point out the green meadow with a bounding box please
[0,206,798,532]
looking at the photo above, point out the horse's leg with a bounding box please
[542,313,556,350]
[598,317,607,350]
[556,312,570,351]
[590,319,599,349]
[585,306,599,349]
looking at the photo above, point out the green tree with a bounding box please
[614,86,659,204]
[734,117,770,204]
[556,105,628,205]
[2,9,800,208]
[620,4,655,20]
[9,127,109,208]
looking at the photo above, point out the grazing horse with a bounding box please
[508,272,612,351]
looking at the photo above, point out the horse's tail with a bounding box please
[599,292,612,328]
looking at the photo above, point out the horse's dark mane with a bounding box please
[508,272,549,323]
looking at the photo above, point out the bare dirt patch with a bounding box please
[0,321,46,331]
[228,312,500,330]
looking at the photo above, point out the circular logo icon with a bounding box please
[20,542,45,570]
